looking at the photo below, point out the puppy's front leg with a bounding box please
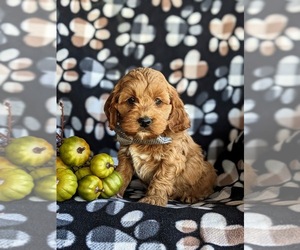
[139,162,177,206]
[116,148,134,197]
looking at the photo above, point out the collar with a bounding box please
[114,125,172,146]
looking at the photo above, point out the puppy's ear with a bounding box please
[168,85,190,133]
[104,87,119,130]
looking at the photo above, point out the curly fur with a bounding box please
[104,67,217,206]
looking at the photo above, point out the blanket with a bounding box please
[56,132,244,249]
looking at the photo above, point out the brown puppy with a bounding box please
[104,67,217,206]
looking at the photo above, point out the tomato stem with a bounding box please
[106,163,114,169]
[33,147,46,154]
[77,147,85,154]
[95,186,101,194]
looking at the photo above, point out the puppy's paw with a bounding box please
[180,196,201,204]
[116,193,123,198]
[139,196,168,207]
[117,187,127,198]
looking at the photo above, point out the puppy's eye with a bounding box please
[127,97,136,105]
[155,98,162,105]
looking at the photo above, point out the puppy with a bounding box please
[104,67,217,206]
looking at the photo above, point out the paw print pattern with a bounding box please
[244,212,300,247]
[152,0,182,12]
[0,213,27,227]
[235,0,244,13]
[84,93,111,140]
[37,57,57,88]
[57,229,76,249]
[87,226,137,249]
[0,48,35,93]
[228,105,243,134]
[243,99,258,135]
[195,0,222,15]
[175,213,244,248]
[2,96,51,137]
[214,160,239,187]
[57,48,79,93]
[61,0,100,14]
[57,213,74,227]
[209,14,243,56]
[214,55,244,104]
[79,49,120,89]
[116,13,162,70]
[165,5,202,47]
[126,54,163,73]
[57,208,77,249]
[102,0,141,18]
[115,21,162,71]
[246,0,265,15]
[21,16,56,47]
[57,9,69,45]
[200,213,243,246]
[254,159,293,187]
[47,231,57,249]
[0,8,20,45]
[86,200,166,249]
[6,0,56,22]
[86,199,126,214]
[130,14,156,44]
[252,55,300,104]
[175,220,200,249]
[69,9,110,50]
[185,98,218,137]
[0,230,30,249]
[199,100,219,136]
[58,89,109,140]
[116,14,156,57]
[169,50,208,96]
[245,14,300,56]
[286,0,300,13]
[275,105,300,131]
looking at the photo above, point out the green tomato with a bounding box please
[56,157,71,170]
[101,171,123,199]
[30,167,54,180]
[0,156,19,170]
[75,167,92,180]
[77,175,103,201]
[90,153,115,178]
[0,168,34,201]
[59,136,91,167]
[5,136,55,168]
[34,175,56,201]
[56,168,78,202]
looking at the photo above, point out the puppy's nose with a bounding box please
[138,116,152,128]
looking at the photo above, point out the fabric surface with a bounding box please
[55,2,245,249]
[245,131,300,249]
[56,133,244,249]
[0,1,56,250]
[56,0,244,159]
[1,0,299,249]
[244,0,300,249]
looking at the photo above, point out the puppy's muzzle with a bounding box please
[138,116,152,128]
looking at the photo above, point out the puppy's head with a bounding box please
[104,68,190,139]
